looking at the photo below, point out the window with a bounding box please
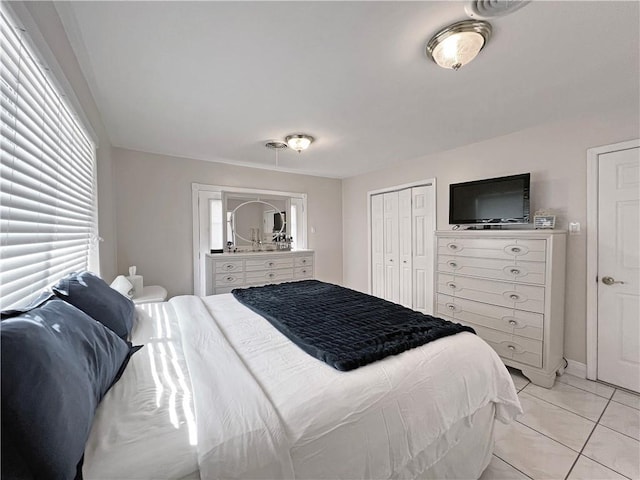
[0,6,97,309]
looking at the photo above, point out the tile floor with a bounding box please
[480,369,640,480]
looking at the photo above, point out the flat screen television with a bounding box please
[449,173,530,227]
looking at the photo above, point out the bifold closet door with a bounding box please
[371,194,385,298]
[411,186,434,314]
[398,189,413,308]
[383,191,400,303]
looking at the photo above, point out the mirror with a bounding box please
[229,199,288,250]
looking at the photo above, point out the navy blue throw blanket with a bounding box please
[232,280,475,371]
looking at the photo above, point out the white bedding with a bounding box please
[84,303,199,479]
[171,293,523,479]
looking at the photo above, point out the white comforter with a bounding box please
[171,294,522,479]
[84,303,199,479]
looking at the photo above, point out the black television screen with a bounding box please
[449,173,530,226]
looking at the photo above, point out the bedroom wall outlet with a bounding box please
[569,222,581,235]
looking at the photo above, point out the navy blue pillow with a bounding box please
[52,271,135,339]
[1,298,135,480]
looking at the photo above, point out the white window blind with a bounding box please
[0,7,97,310]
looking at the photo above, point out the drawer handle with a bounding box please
[507,345,516,351]
[511,247,521,253]
[301,269,307,274]
[447,304,456,311]
[448,244,459,250]
[448,261,458,268]
[268,273,275,279]
[447,282,457,290]
[510,268,521,275]
[226,276,234,282]
[267,262,275,267]
[508,320,518,326]
[301,259,307,264]
[225,264,234,270]
[509,294,520,300]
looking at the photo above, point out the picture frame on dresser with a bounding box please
[434,230,567,388]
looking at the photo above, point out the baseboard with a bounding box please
[565,359,587,378]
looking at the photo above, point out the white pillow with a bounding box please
[110,275,134,299]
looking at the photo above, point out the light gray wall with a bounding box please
[18,1,118,281]
[112,148,343,296]
[342,109,640,365]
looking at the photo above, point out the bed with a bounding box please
[82,286,522,479]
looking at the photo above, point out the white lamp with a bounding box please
[426,20,492,70]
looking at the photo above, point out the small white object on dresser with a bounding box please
[434,230,567,388]
[205,250,314,295]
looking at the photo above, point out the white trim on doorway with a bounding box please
[585,139,640,381]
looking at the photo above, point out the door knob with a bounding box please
[602,276,625,285]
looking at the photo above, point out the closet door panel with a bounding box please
[383,191,400,303]
[399,188,413,307]
[371,194,385,298]
[412,186,434,314]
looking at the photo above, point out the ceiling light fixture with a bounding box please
[285,134,314,153]
[426,20,492,70]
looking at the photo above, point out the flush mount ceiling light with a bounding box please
[426,20,492,70]
[285,134,314,153]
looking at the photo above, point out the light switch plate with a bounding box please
[569,222,581,235]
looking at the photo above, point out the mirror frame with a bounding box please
[229,199,286,245]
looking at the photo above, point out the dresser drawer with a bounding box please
[437,273,545,313]
[294,266,313,279]
[444,316,543,368]
[295,255,314,267]
[437,237,546,262]
[215,272,244,287]
[245,257,295,271]
[438,255,545,285]
[245,268,294,284]
[436,293,543,340]
[215,260,244,273]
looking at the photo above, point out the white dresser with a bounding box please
[205,250,314,295]
[434,230,566,388]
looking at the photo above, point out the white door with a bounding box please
[398,189,413,307]
[597,146,640,392]
[383,191,400,303]
[371,194,385,298]
[412,186,435,314]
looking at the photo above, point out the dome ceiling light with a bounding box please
[285,134,314,153]
[426,20,492,70]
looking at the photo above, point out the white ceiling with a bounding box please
[57,1,639,178]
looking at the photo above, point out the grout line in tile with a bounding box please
[514,419,585,454]
[492,453,534,480]
[610,398,640,410]
[565,395,616,480]
[512,420,586,455]
[575,454,634,480]
[558,376,615,399]
[517,382,530,393]
[596,422,640,443]
[519,389,603,424]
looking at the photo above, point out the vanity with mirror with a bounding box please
[193,184,314,296]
